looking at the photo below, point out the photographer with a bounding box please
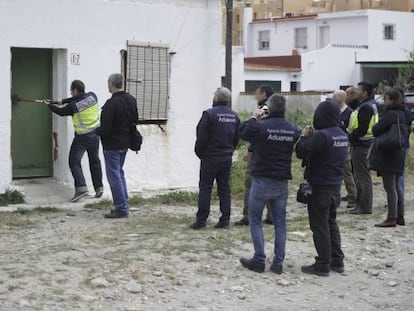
[296,101,348,277]
[239,94,299,274]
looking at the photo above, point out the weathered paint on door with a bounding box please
[11,48,53,178]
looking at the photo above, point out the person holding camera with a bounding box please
[239,94,299,274]
[296,101,348,277]
[235,84,274,226]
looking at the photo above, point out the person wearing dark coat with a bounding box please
[296,101,348,277]
[97,74,139,219]
[190,87,240,230]
[369,89,408,227]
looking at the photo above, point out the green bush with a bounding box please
[0,189,25,206]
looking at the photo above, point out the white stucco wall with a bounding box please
[246,18,318,57]
[0,0,223,193]
[300,45,361,91]
[317,14,368,47]
[358,10,414,62]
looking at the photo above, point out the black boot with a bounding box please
[189,222,206,230]
[214,221,229,229]
[301,263,330,277]
[240,258,265,273]
[234,218,249,226]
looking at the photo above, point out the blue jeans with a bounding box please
[196,157,232,224]
[248,177,288,265]
[103,150,128,214]
[69,131,103,193]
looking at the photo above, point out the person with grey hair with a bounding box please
[239,94,299,274]
[97,73,139,219]
[190,87,240,229]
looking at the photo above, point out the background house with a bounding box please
[0,0,222,194]
[223,0,414,46]
[230,8,414,111]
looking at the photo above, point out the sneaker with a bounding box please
[104,210,128,219]
[189,222,206,230]
[330,264,345,274]
[214,221,230,229]
[95,188,104,198]
[234,218,249,226]
[71,191,88,203]
[240,258,265,273]
[270,263,283,274]
[301,264,330,277]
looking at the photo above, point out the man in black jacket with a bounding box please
[97,74,138,219]
[235,85,274,226]
[239,94,299,274]
[190,87,240,229]
[46,80,103,202]
[348,81,378,215]
[296,101,348,277]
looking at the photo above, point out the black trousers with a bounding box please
[308,185,344,268]
[351,145,373,213]
[69,131,103,193]
[382,173,404,219]
[196,157,232,224]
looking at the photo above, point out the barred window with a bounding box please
[383,24,395,40]
[125,41,170,124]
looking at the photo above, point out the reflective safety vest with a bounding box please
[348,100,379,141]
[72,93,100,134]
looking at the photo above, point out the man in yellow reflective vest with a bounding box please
[45,80,103,202]
[347,81,379,215]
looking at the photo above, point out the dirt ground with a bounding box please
[0,177,413,311]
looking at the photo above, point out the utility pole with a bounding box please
[225,0,233,102]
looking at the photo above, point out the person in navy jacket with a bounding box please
[239,94,299,274]
[296,100,348,277]
[190,87,240,230]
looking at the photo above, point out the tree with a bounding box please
[376,51,414,94]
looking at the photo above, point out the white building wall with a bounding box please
[0,0,223,193]
[246,19,317,57]
[300,45,361,91]
[358,10,414,62]
[317,14,368,47]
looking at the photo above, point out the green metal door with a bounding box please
[11,48,53,178]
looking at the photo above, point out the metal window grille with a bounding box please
[383,24,395,40]
[295,27,308,48]
[258,30,270,50]
[125,41,170,123]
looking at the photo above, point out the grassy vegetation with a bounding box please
[14,206,60,215]
[0,189,25,206]
[85,191,199,210]
[84,110,310,210]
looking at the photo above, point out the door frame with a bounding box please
[10,47,69,180]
